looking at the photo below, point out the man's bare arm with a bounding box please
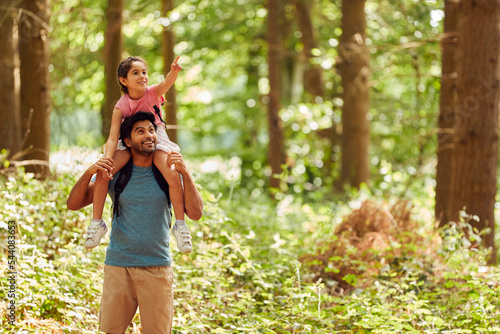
[182,168,204,220]
[67,158,114,211]
[167,152,203,220]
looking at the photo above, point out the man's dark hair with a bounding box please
[120,111,157,148]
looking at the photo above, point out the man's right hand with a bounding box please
[67,157,114,211]
[166,151,186,174]
[165,150,204,220]
[89,157,115,179]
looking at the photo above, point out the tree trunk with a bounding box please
[435,0,460,226]
[241,46,261,188]
[450,0,499,263]
[0,5,21,156]
[294,0,324,99]
[267,0,285,189]
[101,0,123,140]
[162,0,178,144]
[280,2,296,105]
[339,0,370,188]
[18,0,51,178]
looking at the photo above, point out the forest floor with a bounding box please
[1,149,500,333]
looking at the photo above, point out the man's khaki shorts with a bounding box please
[99,265,174,334]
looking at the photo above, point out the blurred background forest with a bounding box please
[1,0,500,332]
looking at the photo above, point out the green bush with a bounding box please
[1,165,499,333]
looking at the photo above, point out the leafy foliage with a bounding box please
[1,162,499,332]
[47,0,446,196]
[5,0,498,332]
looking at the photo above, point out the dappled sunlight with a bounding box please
[50,148,101,174]
[199,156,240,181]
[184,87,213,104]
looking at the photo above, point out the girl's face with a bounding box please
[120,61,148,94]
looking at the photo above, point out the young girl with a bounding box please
[84,56,192,253]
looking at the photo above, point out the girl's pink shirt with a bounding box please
[115,84,165,125]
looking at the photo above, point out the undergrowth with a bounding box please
[0,163,499,333]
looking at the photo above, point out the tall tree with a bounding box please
[241,45,262,188]
[18,0,51,178]
[450,0,499,263]
[101,0,123,140]
[0,5,21,156]
[339,0,370,188]
[161,0,178,144]
[435,0,460,226]
[293,0,324,99]
[267,0,285,189]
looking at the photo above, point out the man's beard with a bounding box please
[130,139,156,156]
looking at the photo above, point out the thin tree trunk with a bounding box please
[281,54,294,103]
[267,0,285,189]
[339,0,370,188]
[435,0,459,226]
[241,46,261,188]
[294,0,324,98]
[101,0,123,140]
[0,5,21,156]
[450,0,499,263]
[294,0,332,177]
[280,1,295,105]
[162,0,178,144]
[18,0,50,178]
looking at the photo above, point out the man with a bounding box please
[67,111,203,333]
